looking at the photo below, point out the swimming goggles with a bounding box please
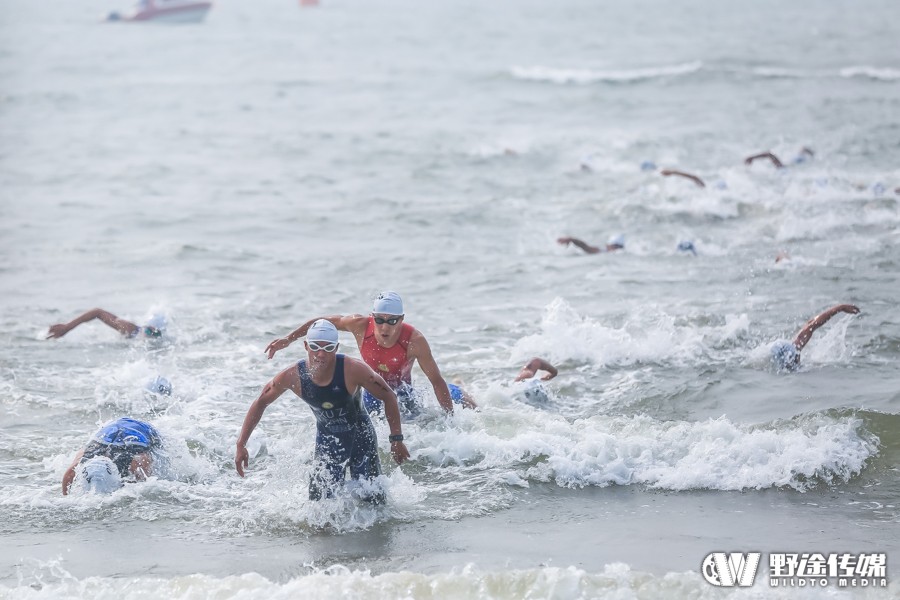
[307,341,338,352]
[373,316,402,326]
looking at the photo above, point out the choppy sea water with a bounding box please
[1,0,898,597]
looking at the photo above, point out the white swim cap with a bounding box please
[770,340,800,372]
[144,375,172,396]
[307,319,339,344]
[79,457,122,494]
[607,234,625,248]
[144,314,167,333]
[372,291,404,316]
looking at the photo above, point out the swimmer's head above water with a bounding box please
[372,291,404,316]
[770,340,800,372]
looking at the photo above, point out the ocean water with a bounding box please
[1,0,899,598]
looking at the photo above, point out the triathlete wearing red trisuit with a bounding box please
[360,317,415,388]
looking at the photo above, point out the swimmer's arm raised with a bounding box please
[792,304,860,351]
[516,357,558,382]
[235,368,295,476]
[265,314,366,359]
[557,237,601,254]
[660,169,706,188]
[62,449,85,495]
[744,151,784,168]
[47,308,139,339]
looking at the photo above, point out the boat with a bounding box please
[106,0,212,23]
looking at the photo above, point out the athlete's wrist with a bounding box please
[388,434,404,443]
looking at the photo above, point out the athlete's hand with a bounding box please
[235,444,249,477]
[46,323,71,339]
[265,338,290,359]
[390,441,410,465]
[840,304,860,315]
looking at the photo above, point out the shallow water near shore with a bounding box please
[1,0,899,597]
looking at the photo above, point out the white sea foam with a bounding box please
[750,66,817,79]
[6,560,894,600]
[414,409,877,492]
[510,61,702,85]
[511,298,748,368]
[839,66,900,81]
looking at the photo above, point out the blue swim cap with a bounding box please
[640,160,657,171]
[770,340,800,371]
[677,240,697,255]
[145,375,172,396]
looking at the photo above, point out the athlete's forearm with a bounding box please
[793,305,854,350]
[61,450,84,495]
[568,238,601,254]
[362,376,403,434]
[430,377,454,413]
[285,318,317,343]
[237,385,279,446]
[61,466,76,495]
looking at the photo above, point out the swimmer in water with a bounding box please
[513,357,558,406]
[744,147,814,169]
[62,417,162,495]
[237,320,409,503]
[677,240,698,256]
[144,375,172,396]
[660,169,706,188]
[557,234,625,254]
[265,292,477,418]
[769,303,860,372]
[47,308,166,339]
[514,357,558,382]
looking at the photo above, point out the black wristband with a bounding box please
[388,434,404,443]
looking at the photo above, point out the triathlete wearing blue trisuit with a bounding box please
[297,354,382,500]
[236,319,410,502]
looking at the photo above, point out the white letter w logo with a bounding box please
[701,552,761,587]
